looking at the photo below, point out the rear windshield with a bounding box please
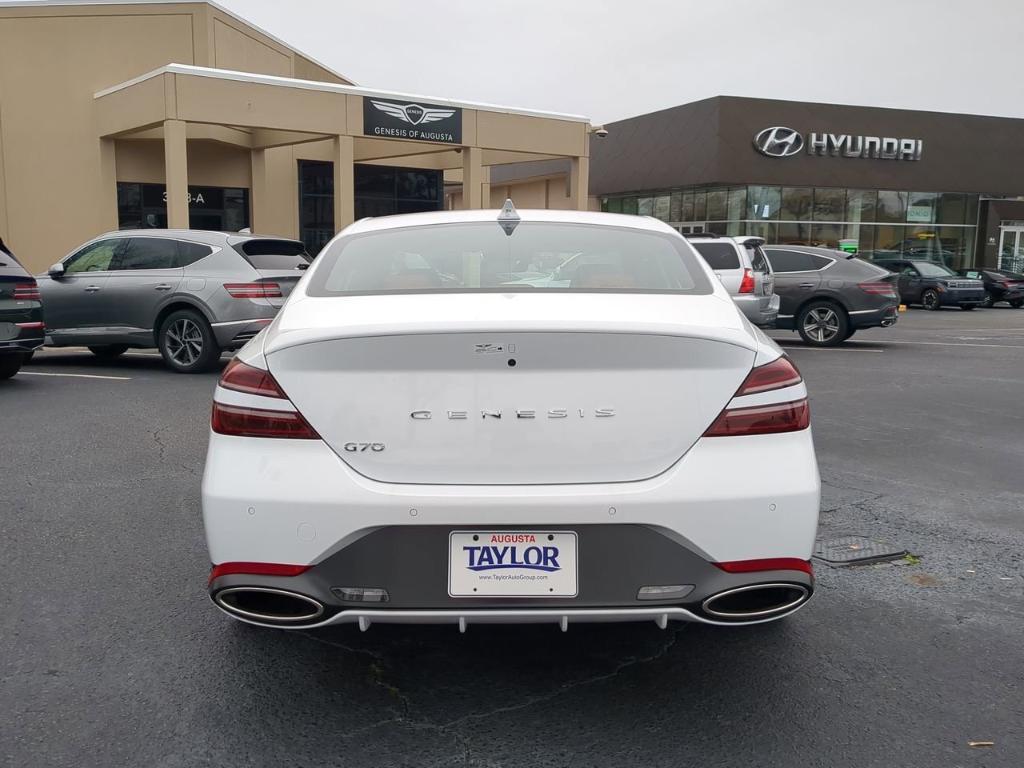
[306,222,713,296]
[0,248,27,276]
[236,239,311,270]
[691,242,741,270]
[991,269,1024,280]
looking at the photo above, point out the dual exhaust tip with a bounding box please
[213,582,810,626]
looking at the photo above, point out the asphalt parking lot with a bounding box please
[2,308,1022,768]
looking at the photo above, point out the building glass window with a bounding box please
[935,193,965,224]
[116,182,249,232]
[844,223,876,256]
[780,187,813,221]
[778,222,812,245]
[746,222,777,243]
[693,190,707,221]
[654,195,671,221]
[907,192,938,224]
[748,186,781,220]
[680,191,694,221]
[670,192,682,222]
[621,197,638,215]
[845,189,877,223]
[606,197,623,214]
[706,189,728,221]
[706,221,729,235]
[876,190,908,223]
[637,197,654,216]
[810,222,844,248]
[812,188,845,221]
[298,160,335,255]
[727,187,747,222]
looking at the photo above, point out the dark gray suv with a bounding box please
[764,246,899,346]
[38,230,310,372]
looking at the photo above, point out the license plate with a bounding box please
[448,531,578,598]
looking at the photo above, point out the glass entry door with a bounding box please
[998,225,1024,272]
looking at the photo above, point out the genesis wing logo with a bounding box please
[371,100,456,126]
[753,126,804,158]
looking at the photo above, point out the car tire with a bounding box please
[842,328,857,341]
[796,301,849,347]
[959,304,976,311]
[0,355,24,380]
[981,292,995,308]
[921,289,941,311]
[88,344,130,359]
[1010,299,1024,309]
[157,309,221,373]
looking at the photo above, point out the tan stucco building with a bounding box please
[0,0,593,273]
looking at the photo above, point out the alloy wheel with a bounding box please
[922,290,939,310]
[802,307,840,343]
[165,318,204,367]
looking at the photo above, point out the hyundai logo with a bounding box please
[753,126,804,158]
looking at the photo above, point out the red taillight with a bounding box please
[703,399,809,437]
[13,281,40,300]
[714,558,813,575]
[219,358,286,398]
[15,321,45,329]
[738,268,755,294]
[209,561,311,584]
[734,356,802,396]
[224,282,282,299]
[211,402,320,439]
[858,281,898,297]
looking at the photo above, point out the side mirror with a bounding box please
[48,262,65,278]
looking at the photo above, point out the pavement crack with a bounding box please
[151,425,170,462]
[439,625,687,731]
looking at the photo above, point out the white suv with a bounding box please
[687,235,779,327]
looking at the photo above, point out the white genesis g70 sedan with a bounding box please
[202,204,820,631]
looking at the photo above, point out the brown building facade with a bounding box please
[0,1,592,273]
[590,96,1024,270]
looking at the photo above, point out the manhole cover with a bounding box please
[813,535,907,566]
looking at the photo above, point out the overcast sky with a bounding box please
[211,0,1023,125]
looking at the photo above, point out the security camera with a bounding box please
[592,126,609,138]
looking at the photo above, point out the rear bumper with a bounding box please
[0,336,43,353]
[849,303,899,329]
[211,318,274,349]
[202,427,821,627]
[733,292,780,327]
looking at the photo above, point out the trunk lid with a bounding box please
[266,293,757,485]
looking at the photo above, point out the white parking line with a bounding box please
[783,347,884,353]
[878,340,1024,349]
[19,371,131,381]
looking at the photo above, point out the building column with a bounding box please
[480,165,492,208]
[333,135,355,232]
[163,119,189,228]
[250,148,267,234]
[462,146,483,209]
[569,155,589,211]
[97,137,119,231]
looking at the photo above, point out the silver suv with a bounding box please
[37,230,310,372]
[686,234,779,327]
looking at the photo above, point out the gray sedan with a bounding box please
[37,230,310,372]
[763,245,900,346]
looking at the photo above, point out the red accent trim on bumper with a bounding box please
[209,561,311,585]
[714,558,813,575]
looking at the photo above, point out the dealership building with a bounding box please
[0,0,593,273]
[589,96,1024,271]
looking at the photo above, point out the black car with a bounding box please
[957,268,1024,308]
[763,246,899,346]
[0,243,44,379]
[874,259,986,311]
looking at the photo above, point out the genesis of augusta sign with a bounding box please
[363,98,462,144]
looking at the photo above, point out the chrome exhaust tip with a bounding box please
[214,586,325,624]
[702,583,809,622]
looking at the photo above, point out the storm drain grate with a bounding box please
[813,536,908,567]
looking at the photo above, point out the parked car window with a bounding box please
[901,265,918,276]
[236,239,311,270]
[64,239,122,274]
[177,241,213,267]
[691,242,740,270]
[962,270,983,279]
[116,237,180,270]
[914,262,956,277]
[746,245,769,272]
[765,249,816,273]
[807,254,834,270]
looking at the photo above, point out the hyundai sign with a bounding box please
[754,126,923,161]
